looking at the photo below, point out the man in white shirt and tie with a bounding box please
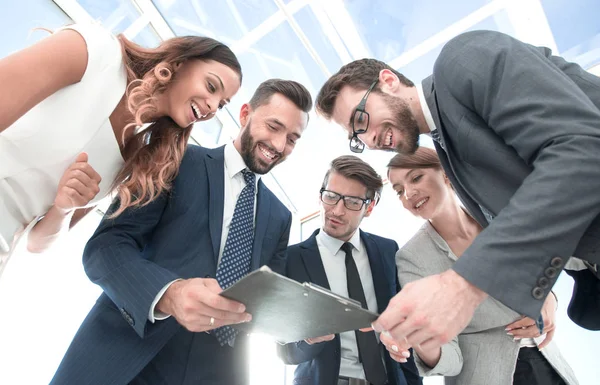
[51,79,312,385]
[278,155,422,385]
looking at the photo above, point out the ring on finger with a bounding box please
[209,317,215,327]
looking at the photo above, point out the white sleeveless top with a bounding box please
[0,22,127,253]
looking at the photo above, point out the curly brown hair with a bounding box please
[109,35,242,217]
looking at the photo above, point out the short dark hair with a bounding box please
[322,155,383,201]
[386,147,441,177]
[249,78,313,114]
[316,58,414,119]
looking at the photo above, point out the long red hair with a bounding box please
[109,35,242,217]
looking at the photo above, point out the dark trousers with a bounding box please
[513,347,566,385]
[130,329,250,385]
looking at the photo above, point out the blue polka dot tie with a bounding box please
[214,169,256,346]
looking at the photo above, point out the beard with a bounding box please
[380,92,420,154]
[239,118,283,175]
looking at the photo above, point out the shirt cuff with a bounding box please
[148,279,181,323]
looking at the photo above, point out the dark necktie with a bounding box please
[342,242,387,385]
[214,169,256,346]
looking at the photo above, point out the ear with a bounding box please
[364,200,376,217]
[239,103,251,127]
[378,69,400,94]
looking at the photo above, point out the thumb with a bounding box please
[75,152,88,163]
[203,278,224,293]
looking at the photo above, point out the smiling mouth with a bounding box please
[191,101,208,121]
[257,143,279,162]
[414,197,429,210]
[378,128,393,148]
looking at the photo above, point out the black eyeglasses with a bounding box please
[320,189,371,211]
[349,80,378,153]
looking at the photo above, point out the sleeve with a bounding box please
[276,244,329,364]
[397,349,424,385]
[397,247,463,376]
[277,339,330,365]
[82,193,180,338]
[434,30,600,319]
[57,22,122,82]
[266,212,292,275]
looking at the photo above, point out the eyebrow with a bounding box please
[391,169,417,189]
[269,118,286,129]
[209,72,230,104]
[269,118,302,139]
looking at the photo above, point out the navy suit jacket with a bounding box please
[51,145,292,385]
[277,229,422,385]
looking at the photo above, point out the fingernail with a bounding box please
[245,314,252,322]
[505,327,511,331]
[402,351,411,358]
[391,345,399,352]
[513,337,521,341]
[372,322,383,333]
[399,358,407,363]
[239,305,246,312]
[506,332,513,336]
[382,330,392,338]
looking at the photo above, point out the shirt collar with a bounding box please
[317,228,362,256]
[416,83,438,133]
[224,142,261,182]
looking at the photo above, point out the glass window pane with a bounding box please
[77,0,141,35]
[190,116,223,148]
[540,0,600,68]
[131,24,162,47]
[154,0,279,42]
[329,0,493,62]
[0,0,71,58]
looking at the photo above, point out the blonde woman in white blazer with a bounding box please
[383,147,578,385]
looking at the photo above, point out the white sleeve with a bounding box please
[148,279,182,323]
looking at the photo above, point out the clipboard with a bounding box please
[219,266,379,344]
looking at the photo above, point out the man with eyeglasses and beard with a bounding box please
[314,29,600,374]
[51,79,312,385]
[278,155,422,385]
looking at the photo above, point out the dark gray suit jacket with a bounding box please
[423,30,600,327]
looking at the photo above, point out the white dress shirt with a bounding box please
[149,143,260,322]
[416,83,438,134]
[316,229,378,380]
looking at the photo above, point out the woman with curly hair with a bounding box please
[0,22,242,274]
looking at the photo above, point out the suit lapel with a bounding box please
[300,230,331,289]
[422,76,488,227]
[251,181,270,270]
[361,231,391,313]
[205,147,225,262]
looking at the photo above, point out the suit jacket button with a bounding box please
[544,267,558,279]
[550,257,563,268]
[120,308,135,326]
[537,276,550,289]
[532,287,545,300]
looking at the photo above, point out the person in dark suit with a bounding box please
[314,30,600,355]
[278,155,422,385]
[50,79,312,385]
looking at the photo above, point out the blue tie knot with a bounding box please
[242,169,255,187]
